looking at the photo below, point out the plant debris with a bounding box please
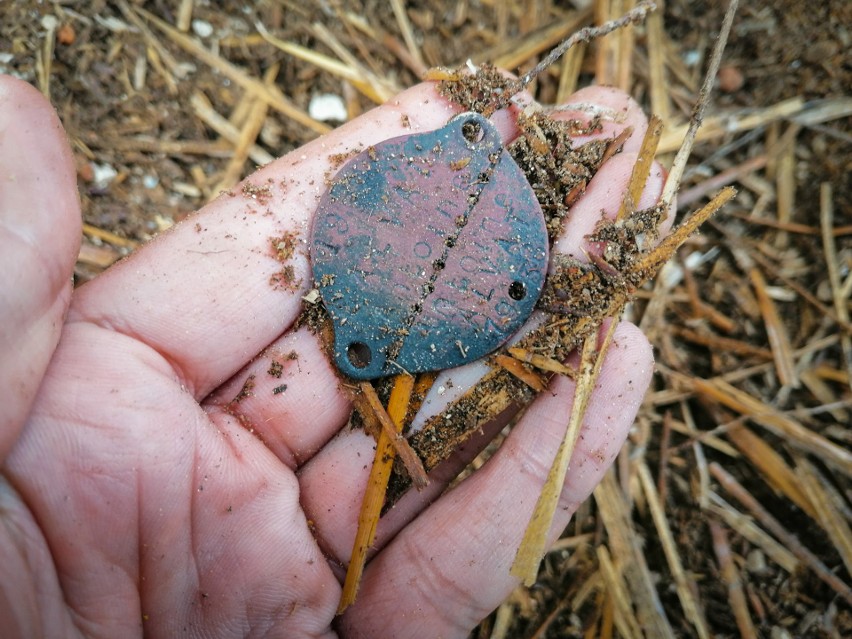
[433,62,514,115]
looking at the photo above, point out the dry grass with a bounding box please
[5,0,850,636]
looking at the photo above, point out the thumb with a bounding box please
[0,75,80,462]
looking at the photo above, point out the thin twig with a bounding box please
[726,425,817,519]
[710,462,852,606]
[629,188,737,278]
[338,374,415,614]
[507,347,576,377]
[597,545,644,639]
[695,378,852,476]
[820,183,852,389]
[493,354,548,391]
[796,457,852,579]
[516,1,656,92]
[490,1,657,112]
[358,380,428,489]
[662,0,739,205]
[137,7,329,136]
[595,472,677,637]
[511,330,603,584]
[638,462,712,639]
[709,519,758,638]
[706,492,799,573]
[748,266,798,387]
[390,0,425,70]
[618,114,663,222]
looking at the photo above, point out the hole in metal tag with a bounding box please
[310,112,549,380]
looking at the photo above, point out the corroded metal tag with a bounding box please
[310,112,548,380]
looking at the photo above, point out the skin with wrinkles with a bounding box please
[1,73,662,638]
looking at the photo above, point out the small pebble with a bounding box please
[309,93,348,122]
[683,49,701,66]
[57,23,76,45]
[745,549,767,574]
[77,160,94,183]
[92,163,117,189]
[717,65,744,92]
[40,15,59,31]
[192,19,214,38]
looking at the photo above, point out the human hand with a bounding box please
[0,74,664,638]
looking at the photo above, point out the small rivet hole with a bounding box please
[461,120,484,143]
[508,280,527,301]
[347,342,372,368]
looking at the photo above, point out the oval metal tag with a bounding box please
[310,112,548,380]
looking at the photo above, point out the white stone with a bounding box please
[192,19,214,38]
[92,163,118,189]
[308,93,347,122]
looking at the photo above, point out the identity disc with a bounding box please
[310,112,549,380]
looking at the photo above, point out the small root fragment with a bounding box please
[493,354,549,392]
[507,347,576,378]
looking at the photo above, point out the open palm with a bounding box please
[0,75,662,638]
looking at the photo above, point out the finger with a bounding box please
[549,85,674,256]
[556,154,673,258]
[0,76,80,462]
[298,87,658,560]
[201,85,649,469]
[555,85,649,153]
[555,85,648,152]
[339,322,653,636]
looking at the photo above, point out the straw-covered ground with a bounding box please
[3,0,849,636]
